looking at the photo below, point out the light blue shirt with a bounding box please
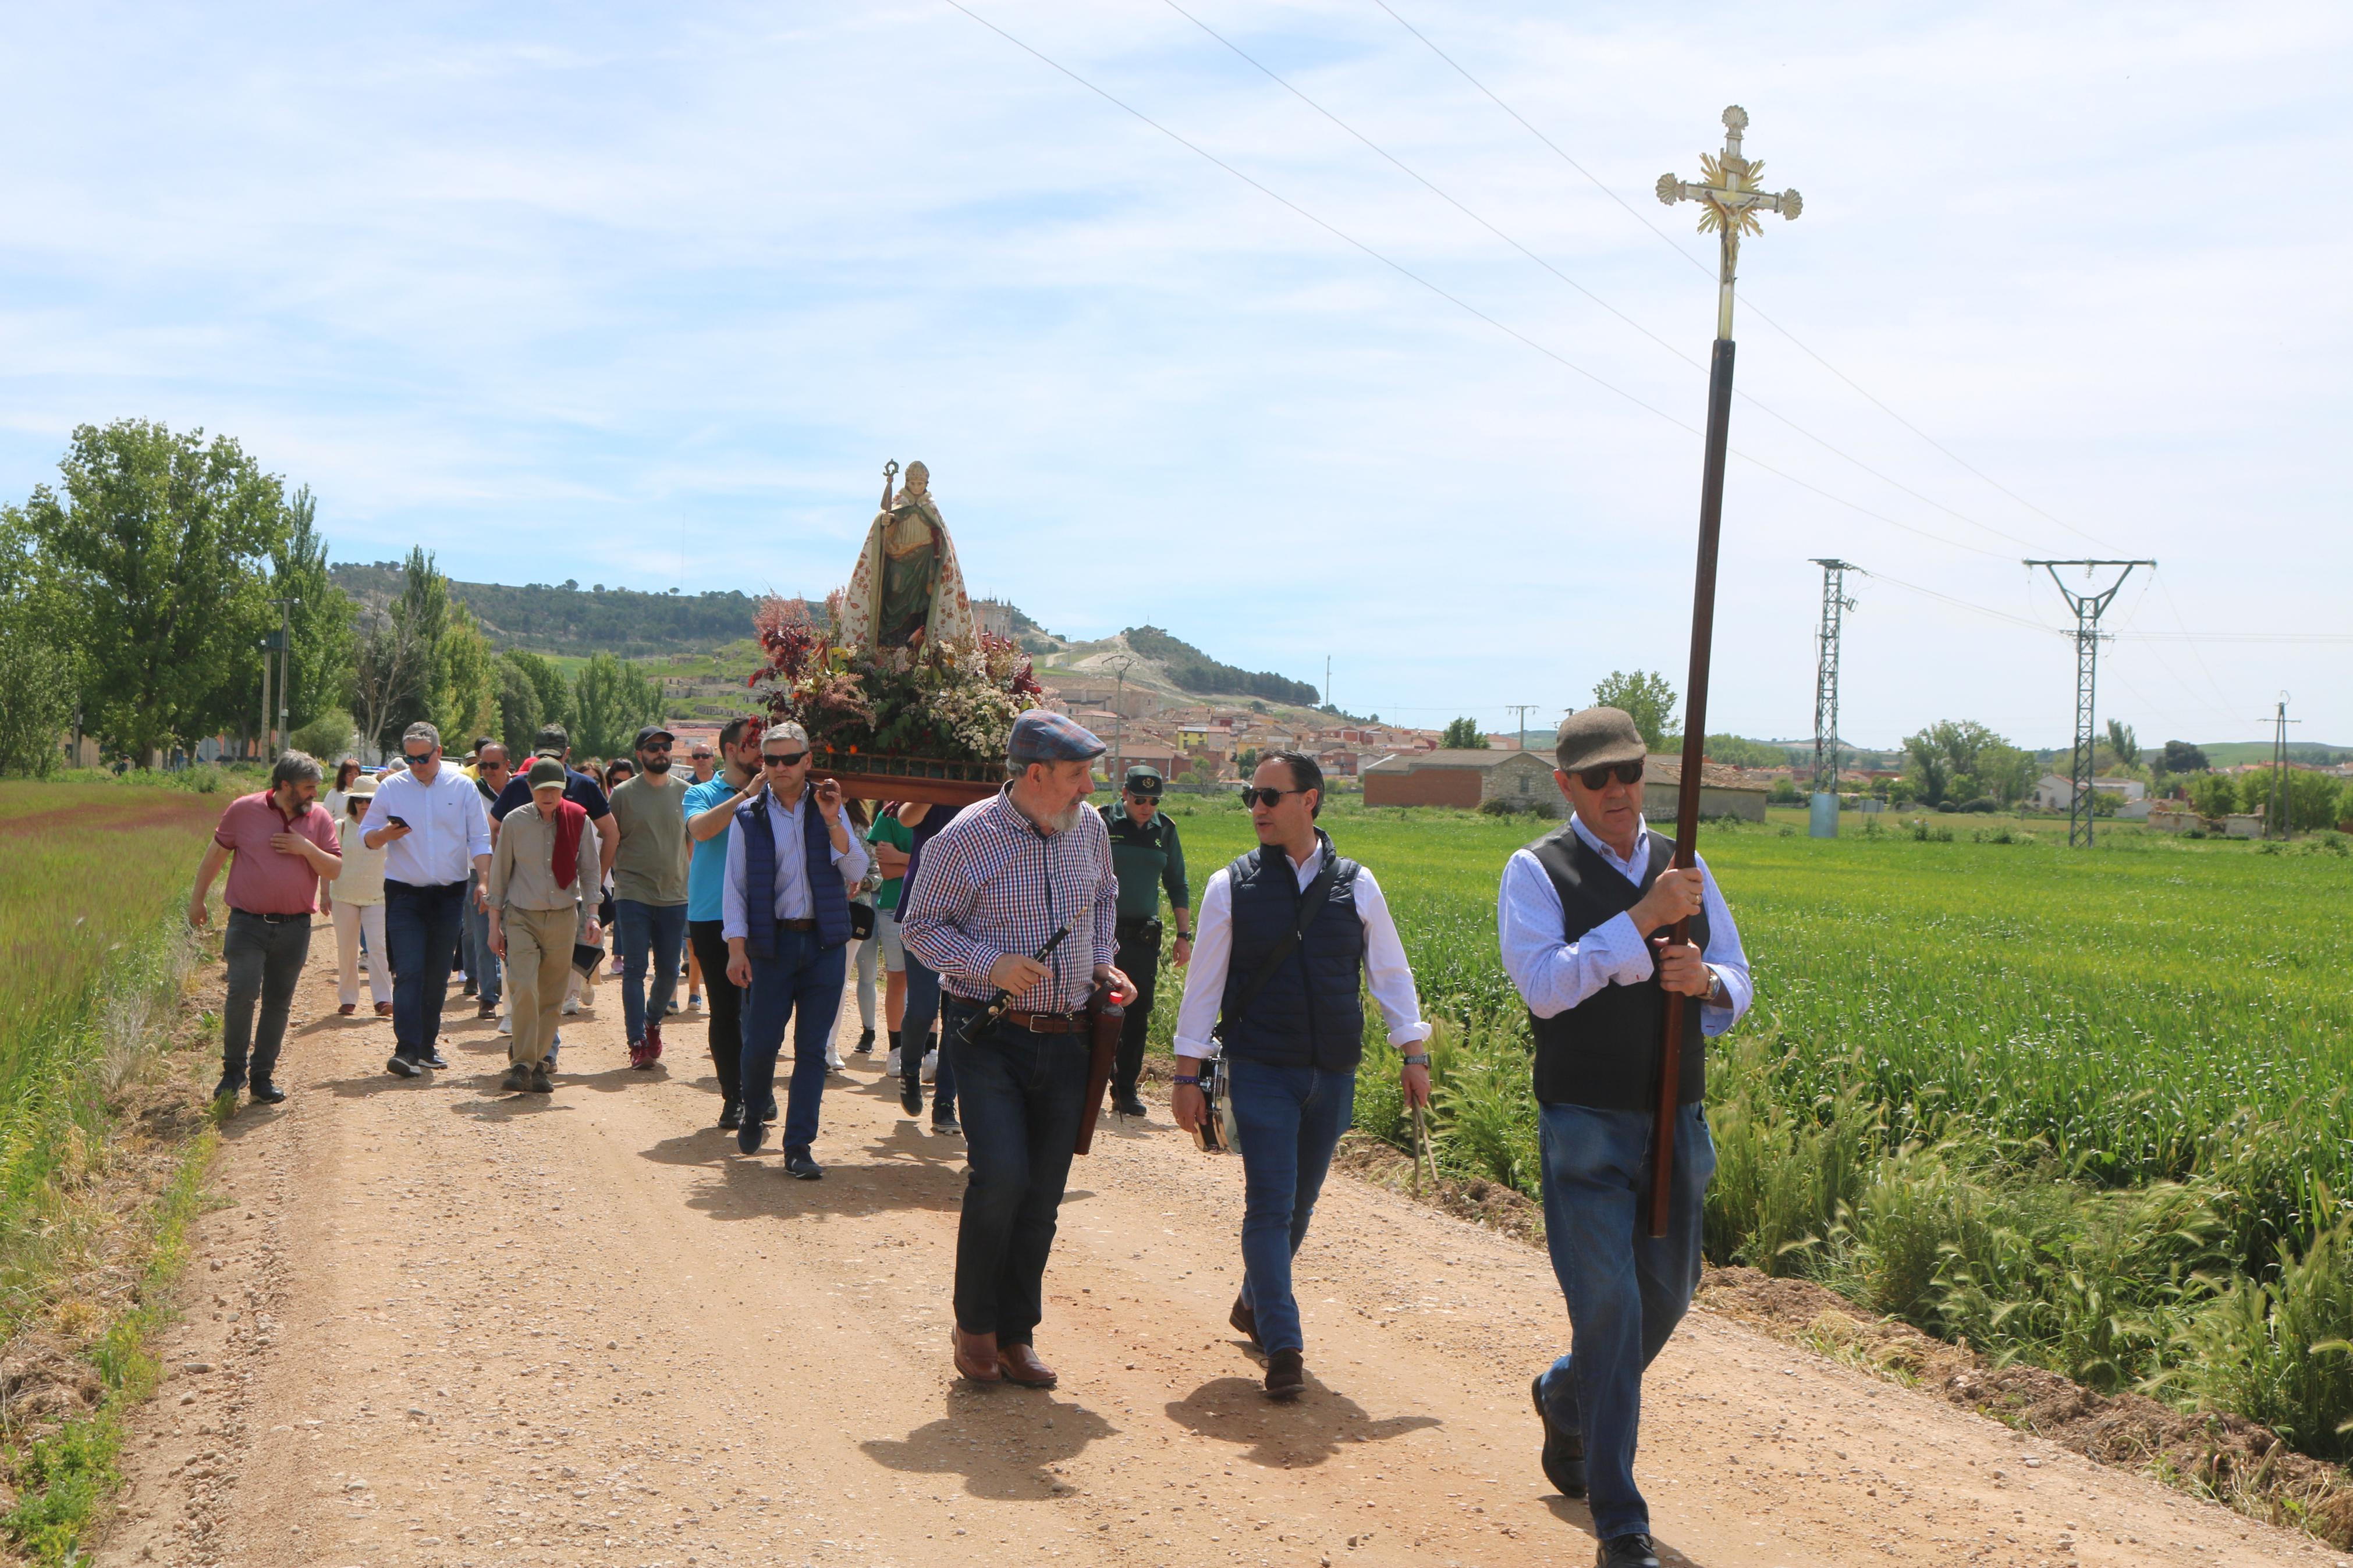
[361,765,492,888]
[1496,812,1752,1036]
[719,784,869,941]
[682,776,739,924]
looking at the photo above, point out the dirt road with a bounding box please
[100,931,2336,1568]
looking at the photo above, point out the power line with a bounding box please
[1369,0,2124,554]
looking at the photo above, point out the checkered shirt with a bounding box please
[899,788,1119,1011]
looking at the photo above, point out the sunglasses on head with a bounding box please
[762,751,810,769]
[1240,785,1304,809]
[1574,760,1646,790]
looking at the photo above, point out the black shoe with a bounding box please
[718,1100,743,1130]
[760,1099,779,1123]
[1532,1375,1587,1498]
[1265,1349,1305,1401]
[854,1027,875,1055]
[1596,1534,1660,1568]
[785,1148,824,1181]
[501,1062,531,1094]
[528,1062,553,1094]
[1113,1095,1147,1118]
[1229,1295,1261,1348]
[931,1114,961,1137]
[249,1081,288,1105]
[421,1049,451,1070]
[900,1079,923,1117]
[738,1117,767,1156]
[386,1055,421,1078]
[212,1078,245,1104]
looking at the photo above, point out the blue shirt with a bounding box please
[719,784,869,940]
[1496,812,1753,1036]
[682,776,739,923]
[489,766,611,825]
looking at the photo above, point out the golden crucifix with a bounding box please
[1657,105,1802,340]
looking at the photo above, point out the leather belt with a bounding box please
[231,909,311,924]
[1005,1009,1087,1034]
[778,918,818,931]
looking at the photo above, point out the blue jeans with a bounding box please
[615,899,688,1045]
[1535,1100,1715,1541]
[384,879,468,1059]
[899,944,956,1121]
[739,929,847,1154]
[943,994,1087,1345]
[462,872,501,1009]
[1226,1056,1357,1355]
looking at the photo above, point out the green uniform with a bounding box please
[1100,803,1189,1107]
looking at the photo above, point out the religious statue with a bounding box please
[839,460,977,651]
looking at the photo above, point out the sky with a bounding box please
[3,2,2347,749]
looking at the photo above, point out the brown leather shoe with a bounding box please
[997,1342,1057,1389]
[953,1328,1001,1384]
[1265,1348,1305,1401]
[338,1003,356,1016]
[374,1001,394,1017]
[478,999,498,1019]
[1229,1293,1260,1347]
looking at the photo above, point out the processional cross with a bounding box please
[1640,106,1801,1236]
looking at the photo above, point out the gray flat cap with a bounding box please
[1008,709,1106,765]
[1555,706,1646,773]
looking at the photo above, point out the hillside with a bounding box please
[331,563,768,658]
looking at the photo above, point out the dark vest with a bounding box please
[1525,826,1709,1111]
[735,784,851,957]
[1216,832,1366,1072]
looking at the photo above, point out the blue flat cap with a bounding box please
[1008,709,1106,765]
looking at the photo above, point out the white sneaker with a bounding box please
[826,1051,846,1072]
[561,995,580,1016]
[497,1012,513,1036]
[885,1048,902,1076]
[921,1047,938,1083]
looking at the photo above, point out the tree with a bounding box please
[351,605,421,760]
[0,511,77,775]
[270,486,360,734]
[2104,719,2141,772]
[2187,771,2241,817]
[434,602,498,747]
[2285,770,2347,834]
[1976,742,2038,807]
[1232,745,1261,775]
[1440,717,1489,749]
[570,652,661,758]
[499,649,571,751]
[1903,719,2003,808]
[1591,671,1676,750]
[1703,734,1788,769]
[385,546,452,742]
[2161,739,2211,774]
[17,419,287,760]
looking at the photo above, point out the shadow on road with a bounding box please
[1163,1375,1439,1469]
[861,1390,1119,1499]
[634,1119,966,1222]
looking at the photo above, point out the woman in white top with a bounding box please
[326,776,392,1015]
[323,757,365,822]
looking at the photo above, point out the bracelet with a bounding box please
[1400,1053,1431,1067]
[1172,1074,1201,1086]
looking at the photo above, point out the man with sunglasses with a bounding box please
[361,722,495,1079]
[900,710,1136,1390]
[1497,706,1751,1568]
[1170,751,1431,1402]
[721,721,869,1179]
[1099,764,1191,1119]
[609,724,693,1071]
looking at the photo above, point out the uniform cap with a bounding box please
[1123,764,1164,795]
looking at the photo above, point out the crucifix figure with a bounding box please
[1638,106,1800,1239]
[1657,105,1802,340]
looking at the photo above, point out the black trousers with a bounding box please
[687,919,743,1105]
[1111,919,1162,1101]
[221,909,312,1089]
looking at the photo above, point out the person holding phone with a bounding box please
[361,722,493,1079]
[721,721,869,1180]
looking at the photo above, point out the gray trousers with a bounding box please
[222,909,313,1089]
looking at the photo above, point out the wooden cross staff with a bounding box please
[1643,106,1800,1237]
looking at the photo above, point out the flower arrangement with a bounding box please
[748,594,1042,766]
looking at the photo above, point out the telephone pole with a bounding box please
[1505,704,1537,750]
[1103,653,1137,781]
[1808,560,1858,798]
[2264,694,2299,839]
[2024,560,2155,848]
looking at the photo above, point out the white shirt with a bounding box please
[360,765,493,887]
[720,784,871,940]
[1172,840,1432,1060]
[1496,811,1752,1034]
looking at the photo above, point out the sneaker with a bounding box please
[644,1022,665,1063]
[477,998,498,1019]
[249,1081,288,1105]
[386,1055,420,1078]
[1113,1094,1148,1118]
[785,1148,824,1181]
[900,1079,923,1117]
[931,1114,961,1137]
[628,1041,651,1071]
[920,1047,938,1084]
[211,1076,244,1104]
[885,1047,902,1076]
[501,1062,531,1093]
[737,1117,767,1156]
[687,993,704,1011]
[760,1098,778,1123]
[854,1027,875,1056]
[561,995,581,1015]
[826,1050,846,1073]
[421,1049,451,1070]
[528,1062,554,1094]
[462,979,477,997]
[496,1012,512,1037]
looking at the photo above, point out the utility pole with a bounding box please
[276,596,297,753]
[1104,653,1137,783]
[1808,560,1858,798]
[2264,694,2299,840]
[1325,655,1333,712]
[1504,704,1537,750]
[2024,560,2155,848]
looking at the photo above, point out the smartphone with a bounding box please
[386,815,410,829]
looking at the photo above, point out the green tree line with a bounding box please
[0,419,664,774]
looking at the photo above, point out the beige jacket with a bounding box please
[488,802,598,941]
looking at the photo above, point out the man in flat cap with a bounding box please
[1496,706,1752,1568]
[901,710,1137,1389]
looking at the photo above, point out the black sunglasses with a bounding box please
[403,749,435,766]
[640,742,673,754]
[1575,760,1646,790]
[1240,786,1305,809]
[762,751,810,769]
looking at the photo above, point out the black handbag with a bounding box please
[850,901,877,940]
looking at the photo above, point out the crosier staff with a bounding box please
[1647,106,1800,1237]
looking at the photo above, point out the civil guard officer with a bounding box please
[1497,706,1753,1568]
[1099,763,1193,1118]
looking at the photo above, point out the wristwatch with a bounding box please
[1401,1053,1431,1067]
[1704,967,1727,1007]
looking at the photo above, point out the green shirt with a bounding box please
[606,774,691,906]
[1101,804,1189,922]
[867,812,915,909]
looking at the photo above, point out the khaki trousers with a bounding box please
[502,905,577,1068]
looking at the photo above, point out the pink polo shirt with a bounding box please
[214,791,340,915]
